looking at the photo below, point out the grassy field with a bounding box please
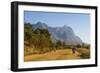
[24,48,90,62]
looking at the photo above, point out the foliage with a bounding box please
[24,23,52,54]
[77,48,90,59]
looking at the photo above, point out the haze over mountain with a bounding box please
[32,22,83,45]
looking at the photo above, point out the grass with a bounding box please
[77,48,90,59]
[24,49,83,62]
[24,48,90,62]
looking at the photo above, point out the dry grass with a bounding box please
[77,48,90,59]
[24,49,82,62]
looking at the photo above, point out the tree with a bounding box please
[24,23,33,46]
[55,40,62,49]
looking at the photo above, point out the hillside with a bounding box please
[24,22,90,62]
[32,22,83,45]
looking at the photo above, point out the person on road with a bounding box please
[72,47,77,54]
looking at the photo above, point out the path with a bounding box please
[24,49,81,62]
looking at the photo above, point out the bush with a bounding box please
[77,48,90,59]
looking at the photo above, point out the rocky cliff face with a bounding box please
[32,22,83,45]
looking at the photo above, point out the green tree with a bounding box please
[55,40,62,49]
[24,23,33,46]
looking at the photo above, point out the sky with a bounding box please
[24,11,90,44]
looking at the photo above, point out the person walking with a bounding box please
[72,47,76,54]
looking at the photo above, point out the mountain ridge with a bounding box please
[32,22,83,45]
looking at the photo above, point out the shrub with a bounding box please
[77,48,90,59]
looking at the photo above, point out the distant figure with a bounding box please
[72,47,77,54]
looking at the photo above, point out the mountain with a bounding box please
[32,22,48,29]
[32,22,83,45]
